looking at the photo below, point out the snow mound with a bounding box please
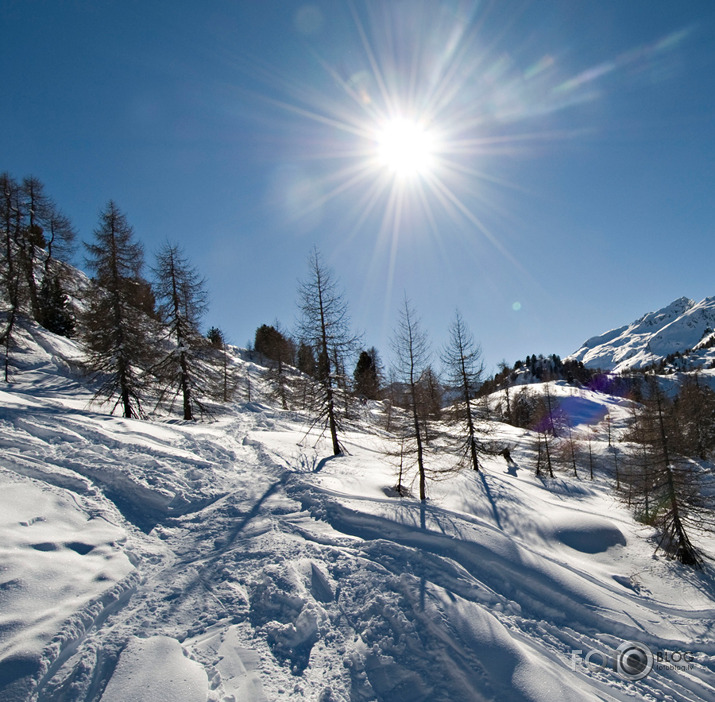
[99,636,208,702]
[0,473,133,698]
[551,516,626,554]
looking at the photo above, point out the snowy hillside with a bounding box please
[1,321,715,702]
[568,296,715,373]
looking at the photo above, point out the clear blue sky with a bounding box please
[3,1,715,374]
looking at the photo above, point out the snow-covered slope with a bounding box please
[1,322,714,702]
[568,296,715,373]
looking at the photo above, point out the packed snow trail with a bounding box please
[1,326,714,701]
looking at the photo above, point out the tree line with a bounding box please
[1,173,76,378]
[620,375,715,566]
[257,249,497,502]
[0,180,491,502]
[1,173,235,418]
[3,171,713,566]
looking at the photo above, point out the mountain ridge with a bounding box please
[568,295,715,373]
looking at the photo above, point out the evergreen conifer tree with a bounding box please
[353,348,381,400]
[37,273,75,337]
[207,326,224,348]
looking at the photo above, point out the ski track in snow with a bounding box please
[1,333,715,701]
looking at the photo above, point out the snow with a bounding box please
[568,295,715,372]
[99,636,207,702]
[1,319,714,701]
[188,625,267,701]
[0,475,133,686]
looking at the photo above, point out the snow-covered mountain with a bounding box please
[2,315,715,701]
[568,296,715,373]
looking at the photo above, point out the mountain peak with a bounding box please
[568,296,715,372]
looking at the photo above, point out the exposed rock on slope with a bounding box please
[568,296,715,372]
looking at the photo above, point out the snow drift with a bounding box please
[0,319,714,702]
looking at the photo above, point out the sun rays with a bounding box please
[248,4,561,245]
[233,1,695,321]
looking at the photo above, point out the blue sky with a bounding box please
[3,1,715,373]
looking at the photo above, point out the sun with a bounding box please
[375,117,436,179]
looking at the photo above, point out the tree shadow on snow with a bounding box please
[478,472,503,531]
[160,474,291,622]
[314,454,339,473]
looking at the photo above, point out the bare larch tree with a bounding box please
[83,201,156,418]
[152,243,210,420]
[391,297,431,500]
[442,310,484,473]
[297,248,357,455]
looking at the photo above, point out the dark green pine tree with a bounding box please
[83,201,156,418]
[254,323,295,409]
[255,324,294,364]
[37,273,75,337]
[206,326,224,348]
[353,348,381,400]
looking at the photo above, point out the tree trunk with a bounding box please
[413,397,426,500]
